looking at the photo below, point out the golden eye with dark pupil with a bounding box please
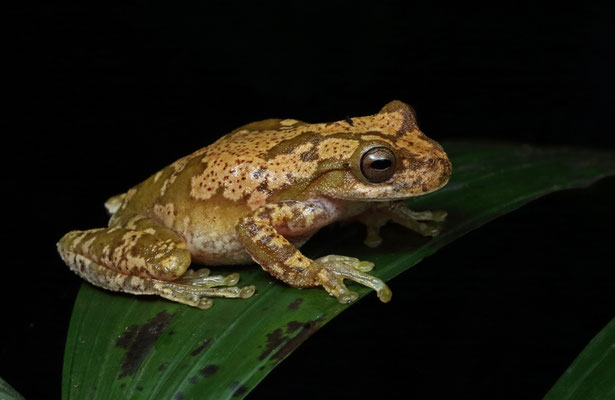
[360,147,397,183]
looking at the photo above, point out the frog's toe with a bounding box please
[314,255,374,272]
[182,267,211,279]
[419,223,443,237]
[176,269,240,287]
[313,255,391,303]
[196,298,214,309]
[317,267,358,304]
[431,210,448,222]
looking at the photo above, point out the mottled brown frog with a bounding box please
[58,101,452,308]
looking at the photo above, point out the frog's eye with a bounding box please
[360,147,397,183]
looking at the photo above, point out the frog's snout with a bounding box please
[434,155,452,177]
[411,154,451,175]
[410,154,452,190]
[426,154,452,182]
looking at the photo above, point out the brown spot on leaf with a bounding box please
[115,310,176,379]
[271,318,325,362]
[190,339,212,356]
[230,381,249,398]
[258,317,325,362]
[287,298,303,311]
[258,328,284,361]
[286,321,304,333]
[199,364,219,377]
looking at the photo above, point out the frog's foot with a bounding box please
[360,202,448,243]
[313,255,391,304]
[388,202,447,228]
[156,278,256,310]
[394,214,444,237]
[402,208,448,223]
[176,268,240,287]
[390,204,447,238]
[157,268,255,309]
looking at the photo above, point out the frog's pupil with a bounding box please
[371,159,392,170]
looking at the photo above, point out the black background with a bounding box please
[5,2,615,399]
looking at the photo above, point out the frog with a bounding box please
[57,100,452,309]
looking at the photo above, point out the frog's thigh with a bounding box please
[58,219,191,281]
[57,217,254,309]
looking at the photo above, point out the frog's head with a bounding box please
[307,100,452,201]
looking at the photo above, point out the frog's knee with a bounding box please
[149,243,191,280]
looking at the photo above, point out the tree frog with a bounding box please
[57,101,452,309]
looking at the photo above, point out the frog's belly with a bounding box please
[183,227,313,267]
[184,229,252,265]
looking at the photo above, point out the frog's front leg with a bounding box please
[358,201,448,248]
[57,215,254,309]
[236,201,391,304]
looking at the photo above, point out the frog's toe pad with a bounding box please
[196,298,214,309]
[421,223,443,237]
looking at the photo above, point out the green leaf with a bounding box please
[0,376,25,400]
[63,141,615,400]
[543,317,615,400]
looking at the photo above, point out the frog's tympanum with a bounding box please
[58,101,452,309]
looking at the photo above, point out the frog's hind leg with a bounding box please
[57,216,254,309]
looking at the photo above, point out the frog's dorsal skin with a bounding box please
[58,101,451,308]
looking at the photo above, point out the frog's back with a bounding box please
[106,118,308,217]
[105,109,414,228]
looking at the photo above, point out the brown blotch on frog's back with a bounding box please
[263,131,322,159]
[230,117,305,134]
[299,146,320,162]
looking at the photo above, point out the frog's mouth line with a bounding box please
[301,168,451,202]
